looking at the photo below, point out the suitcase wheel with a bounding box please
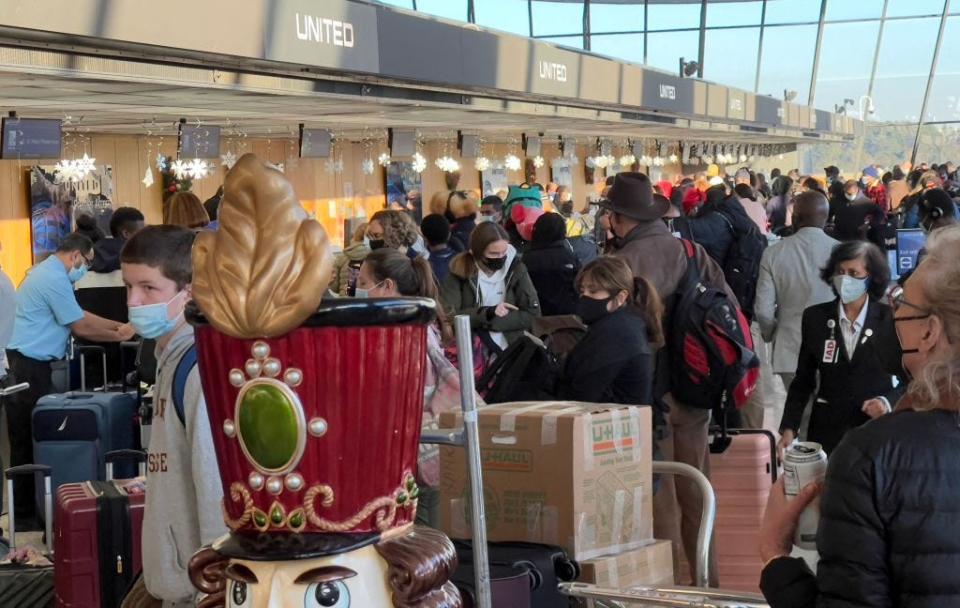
[516,560,541,590]
[556,558,580,582]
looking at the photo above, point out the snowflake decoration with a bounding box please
[378,153,391,167]
[155,153,168,171]
[77,154,96,174]
[324,159,343,174]
[435,156,460,173]
[565,153,579,166]
[669,154,679,163]
[739,154,748,163]
[475,157,491,172]
[361,159,375,175]
[221,151,237,170]
[593,156,610,169]
[586,156,596,169]
[702,155,714,165]
[653,157,665,167]
[619,154,637,167]
[187,158,209,180]
[504,154,521,172]
[54,160,81,183]
[532,156,544,169]
[411,152,427,173]
[142,166,154,188]
[170,159,189,180]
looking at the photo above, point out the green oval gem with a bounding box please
[238,383,301,471]
[289,512,304,529]
[397,492,408,505]
[270,505,285,525]
[254,511,267,527]
[410,486,420,500]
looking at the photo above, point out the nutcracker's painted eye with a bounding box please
[304,581,350,607]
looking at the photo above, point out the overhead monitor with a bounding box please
[178,124,221,159]
[1,118,62,159]
[389,128,416,157]
[300,127,332,158]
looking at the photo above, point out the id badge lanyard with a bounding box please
[822,319,839,364]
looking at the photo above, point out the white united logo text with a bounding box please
[295,13,355,47]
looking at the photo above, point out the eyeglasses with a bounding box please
[82,253,95,266]
[888,286,931,321]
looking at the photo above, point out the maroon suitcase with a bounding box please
[709,428,778,592]
[54,450,145,608]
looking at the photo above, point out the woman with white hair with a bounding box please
[759,224,960,606]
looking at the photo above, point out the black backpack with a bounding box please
[716,203,767,321]
[669,240,759,411]
[476,333,560,404]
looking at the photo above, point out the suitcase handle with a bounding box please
[76,344,108,392]
[0,382,30,397]
[5,465,53,554]
[105,450,147,481]
[5,464,52,480]
[710,426,779,483]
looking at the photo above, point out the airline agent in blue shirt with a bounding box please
[5,232,135,525]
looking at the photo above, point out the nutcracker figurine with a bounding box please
[185,154,461,607]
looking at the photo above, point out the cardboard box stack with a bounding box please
[439,401,673,588]
[578,539,674,588]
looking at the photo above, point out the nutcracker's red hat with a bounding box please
[187,153,435,559]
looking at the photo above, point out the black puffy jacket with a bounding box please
[761,407,960,607]
[522,240,581,316]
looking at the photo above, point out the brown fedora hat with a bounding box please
[599,172,669,221]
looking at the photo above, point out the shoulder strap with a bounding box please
[172,344,198,427]
[680,238,702,286]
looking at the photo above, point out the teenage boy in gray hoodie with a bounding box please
[120,225,225,607]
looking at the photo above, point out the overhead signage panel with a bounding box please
[267,0,380,73]
[641,72,694,114]
[755,96,784,126]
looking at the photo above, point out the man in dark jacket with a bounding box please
[90,207,145,273]
[523,212,580,316]
[602,172,731,586]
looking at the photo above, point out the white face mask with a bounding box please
[845,192,858,201]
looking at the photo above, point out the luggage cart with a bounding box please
[560,461,770,608]
[420,315,493,608]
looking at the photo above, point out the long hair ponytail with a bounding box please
[364,249,451,340]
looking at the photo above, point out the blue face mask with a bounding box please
[833,275,869,304]
[68,264,88,283]
[129,291,186,339]
[354,281,383,299]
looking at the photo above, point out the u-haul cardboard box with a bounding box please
[439,402,653,561]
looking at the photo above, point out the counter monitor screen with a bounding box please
[179,125,221,159]
[1,118,62,159]
[300,128,332,158]
[896,229,926,279]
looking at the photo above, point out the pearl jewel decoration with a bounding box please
[223,419,236,438]
[262,358,282,378]
[266,476,283,495]
[284,368,303,387]
[308,417,328,438]
[248,472,265,491]
[285,473,305,492]
[252,342,270,360]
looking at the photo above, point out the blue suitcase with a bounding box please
[32,391,139,508]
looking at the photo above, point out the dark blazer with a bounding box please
[780,297,904,454]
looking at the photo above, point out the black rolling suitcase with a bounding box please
[452,564,531,608]
[454,540,580,608]
[0,465,55,608]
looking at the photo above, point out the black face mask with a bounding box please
[484,256,507,271]
[368,239,387,251]
[576,295,614,325]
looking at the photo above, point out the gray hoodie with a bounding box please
[142,322,225,607]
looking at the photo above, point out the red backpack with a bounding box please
[669,240,759,410]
